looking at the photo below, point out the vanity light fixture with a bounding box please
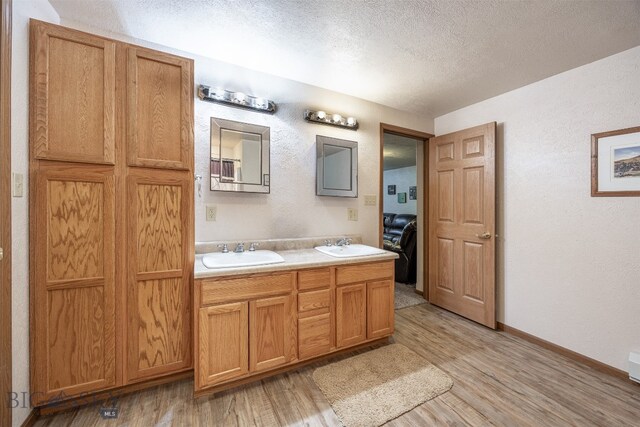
[304,109,359,130]
[198,85,276,114]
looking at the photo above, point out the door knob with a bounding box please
[476,232,492,240]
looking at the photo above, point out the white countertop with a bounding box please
[194,248,398,279]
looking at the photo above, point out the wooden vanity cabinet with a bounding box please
[29,20,194,406]
[195,260,394,395]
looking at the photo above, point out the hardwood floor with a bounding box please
[35,303,640,426]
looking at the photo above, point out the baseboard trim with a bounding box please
[497,322,633,383]
[20,408,39,427]
[414,289,423,297]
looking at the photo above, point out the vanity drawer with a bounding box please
[298,289,331,317]
[298,313,331,360]
[336,261,394,285]
[298,268,331,291]
[200,272,295,306]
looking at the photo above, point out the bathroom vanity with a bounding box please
[193,246,397,395]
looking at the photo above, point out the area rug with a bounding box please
[312,344,453,427]
[395,282,426,309]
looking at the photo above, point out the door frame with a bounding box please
[379,123,433,296]
[0,0,12,426]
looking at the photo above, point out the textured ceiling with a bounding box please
[49,0,640,117]
[383,133,418,171]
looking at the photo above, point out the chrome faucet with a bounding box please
[336,237,352,247]
[248,242,260,251]
[234,242,245,253]
[217,243,229,253]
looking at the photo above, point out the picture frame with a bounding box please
[388,185,396,195]
[409,186,417,200]
[398,192,407,203]
[591,126,640,197]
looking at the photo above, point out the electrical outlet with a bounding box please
[12,173,23,198]
[347,208,358,221]
[205,205,217,222]
[364,195,376,206]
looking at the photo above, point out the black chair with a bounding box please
[382,214,417,284]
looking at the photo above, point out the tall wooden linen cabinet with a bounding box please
[29,20,194,406]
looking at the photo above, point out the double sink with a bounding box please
[202,243,386,269]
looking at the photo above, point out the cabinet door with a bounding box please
[367,280,395,339]
[250,295,296,372]
[336,283,366,348]
[126,170,193,382]
[126,46,193,170]
[298,313,331,360]
[31,166,116,405]
[31,21,116,164]
[198,302,248,388]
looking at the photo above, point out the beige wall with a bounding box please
[435,46,640,372]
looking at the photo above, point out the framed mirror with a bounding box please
[316,135,358,197]
[210,117,270,193]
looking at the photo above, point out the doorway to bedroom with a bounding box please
[379,124,432,303]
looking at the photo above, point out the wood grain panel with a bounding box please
[437,141,455,161]
[463,135,484,158]
[31,166,115,405]
[30,20,115,164]
[46,180,104,282]
[335,283,366,348]
[198,302,248,388]
[335,261,393,285]
[136,183,182,273]
[0,2,9,426]
[127,46,193,170]
[200,272,294,306]
[47,286,106,390]
[438,170,454,222]
[463,241,484,301]
[134,278,188,373]
[463,166,484,224]
[297,268,331,291]
[298,313,331,360]
[249,295,295,372]
[297,288,330,317]
[366,280,394,339]
[126,170,192,382]
[437,238,454,292]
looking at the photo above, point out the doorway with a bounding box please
[379,124,432,299]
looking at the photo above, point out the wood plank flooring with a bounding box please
[35,303,640,426]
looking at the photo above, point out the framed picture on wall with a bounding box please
[388,185,396,195]
[398,192,407,203]
[591,126,640,197]
[409,186,417,200]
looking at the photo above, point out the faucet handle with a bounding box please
[344,238,352,246]
[249,242,260,251]
[217,243,229,253]
[323,239,333,247]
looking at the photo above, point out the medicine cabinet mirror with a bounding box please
[316,135,358,197]
[210,117,270,193]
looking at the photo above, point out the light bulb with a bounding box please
[316,111,326,120]
[254,97,267,109]
[212,87,226,99]
[233,92,246,103]
[332,114,342,123]
[346,117,356,126]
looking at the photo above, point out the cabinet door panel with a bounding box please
[126,171,193,382]
[250,295,296,372]
[367,280,395,339]
[298,313,331,360]
[198,302,248,387]
[31,166,116,405]
[31,21,115,164]
[336,283,366,348]
[127,47,193,170]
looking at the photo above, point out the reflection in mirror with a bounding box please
[316,136,358,197]
[210,118,270,193]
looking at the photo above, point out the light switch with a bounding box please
[347,208,358,221]
[364,195,376,206]
[205,205,217,222]
[12,173,23,197]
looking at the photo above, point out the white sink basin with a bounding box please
[314,244,386,258]
[202,250,285,269]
